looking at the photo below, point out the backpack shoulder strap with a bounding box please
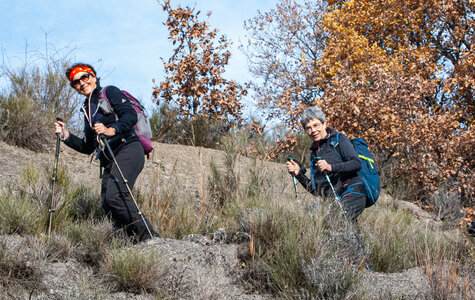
[329,132,342,160]
[98,86,109,101]
[98,86,115,115]
[310,151,316,191]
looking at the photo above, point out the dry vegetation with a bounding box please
[0,138,473,298]
[0,0,473,298]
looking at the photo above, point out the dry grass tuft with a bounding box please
[0,236,46,293]
[102,247,164,294]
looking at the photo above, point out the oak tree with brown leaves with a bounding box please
[154,1,246,124]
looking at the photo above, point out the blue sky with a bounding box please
[0,0,278,113]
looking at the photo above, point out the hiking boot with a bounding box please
[468,222,475,237]
[366,261,375,272]
[363,257,375,272]
[133,230,160,244]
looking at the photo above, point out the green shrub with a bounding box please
[0,162,72,235]
[16,162,95,235]
[0,50,82,150]
[19,162,69,207]
[164,195,203,239]
[149,104,181,143]
[135,171,202,239]
[0,94,51,151]
[51,185,103,229]
[43,233,73,262]
[360,199,469,273]
[207,129,245,207]
[361,208,417,272]
[150,104,231,148]
[66,185,103,220]
[208,161,238,207]
[0,192,42,235]
[244,199,360,298]
[64,218,118,267]
[103,247,163,294]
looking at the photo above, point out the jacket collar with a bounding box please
[310,127,337,151]
[82,84,102,108]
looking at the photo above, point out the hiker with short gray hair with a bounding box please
[54,63,158,242]
[286,106,367,220]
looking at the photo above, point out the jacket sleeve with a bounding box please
[330,134,361,173]
[105,86,137,134]
[63,119,96,155]
[295,172,317,195]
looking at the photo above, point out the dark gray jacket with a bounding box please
[296,127,363,197]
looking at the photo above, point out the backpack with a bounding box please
[98,86,153,158]
[330,133,380,207]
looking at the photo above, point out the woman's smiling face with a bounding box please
[72,72,97,97]
[304,118,327,142]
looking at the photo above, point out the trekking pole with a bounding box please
[100,135,154,238]
[48,117,62,236]
[316,156,343,211]
[287,157,300,203]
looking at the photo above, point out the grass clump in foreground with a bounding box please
[102,247,163,294]
[242,199,362,299]
[0,162,103,236]
[63,218,118,268]
[359,195,471,273]
[0,192,42,235]
[0,236,46,295]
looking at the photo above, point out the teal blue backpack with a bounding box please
[330,133,380,207]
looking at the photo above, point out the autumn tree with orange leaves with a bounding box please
[154,1,246,124]
[245,0,474,207]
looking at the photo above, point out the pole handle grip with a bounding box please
[287,157,298,177]
[55,117,63,141]
[56,118,63,137]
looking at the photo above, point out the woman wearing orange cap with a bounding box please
[54,63,158,242]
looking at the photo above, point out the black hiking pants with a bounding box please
[340,184,374,270]
[339,183,367,221]
[101,140,157,242]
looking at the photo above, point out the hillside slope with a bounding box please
[0,141,472,299]
[0,140,297,200]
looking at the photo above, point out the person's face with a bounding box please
[72,73,97,97]
[304,118,327,142]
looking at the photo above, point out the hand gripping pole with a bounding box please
[316,156,343,211]
[287,157,300,202]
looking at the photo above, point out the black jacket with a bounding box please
[296,127,363,197]
[64,85,139,165]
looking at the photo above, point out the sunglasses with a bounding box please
[72,73,93,87]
